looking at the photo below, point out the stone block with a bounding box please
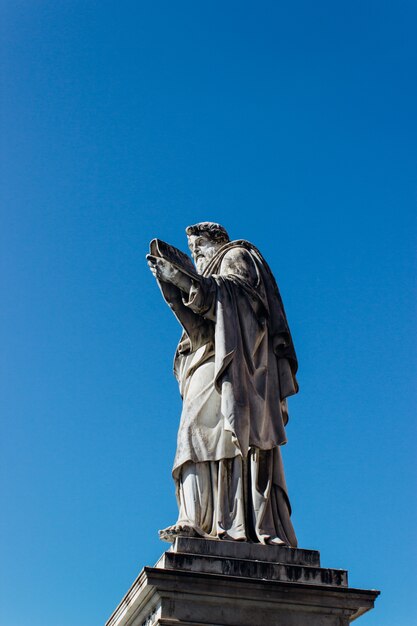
[169,537,321,567]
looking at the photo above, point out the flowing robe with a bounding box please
[158,240,298,546]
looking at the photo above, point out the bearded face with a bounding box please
[187,233,222,274]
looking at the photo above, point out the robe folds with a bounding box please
[157,240,298,546]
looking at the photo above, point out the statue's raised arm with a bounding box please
[147,222,298,546]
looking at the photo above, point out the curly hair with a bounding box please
[185,222,230,244]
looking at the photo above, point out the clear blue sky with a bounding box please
[1,2,416,625]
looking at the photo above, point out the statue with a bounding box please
[146,222,298,546]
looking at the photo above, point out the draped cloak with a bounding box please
[156,240,298,545]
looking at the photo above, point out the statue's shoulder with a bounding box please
[222,243,252,260]
[221,240,263,268]
[218,242,260,284]
[217,240,254,259]
[205,241,263,277]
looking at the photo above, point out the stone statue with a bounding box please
[146,222,298,546]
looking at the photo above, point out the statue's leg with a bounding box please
[177,461,213,530]
[159,461,213,542]
[248,447,297,547]
[215,456,248,541]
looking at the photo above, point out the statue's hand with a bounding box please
[146,254,193,294]
[146,254,178,283]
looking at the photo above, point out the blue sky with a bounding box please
[1,2,416,625]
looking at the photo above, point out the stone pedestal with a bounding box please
[105,538,379,626]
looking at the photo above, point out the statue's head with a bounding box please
[186,222,230,273]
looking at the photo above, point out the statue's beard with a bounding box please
[194,247,218,274]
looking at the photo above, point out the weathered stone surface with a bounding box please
[170,536,321,566]
[105,539,379,626]
[158,551,347,587]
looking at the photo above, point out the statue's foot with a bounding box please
[159,524,201,543]
[266,537,288,546]
[218,530,247,542]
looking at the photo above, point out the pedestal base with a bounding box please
[105,538,379,626]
